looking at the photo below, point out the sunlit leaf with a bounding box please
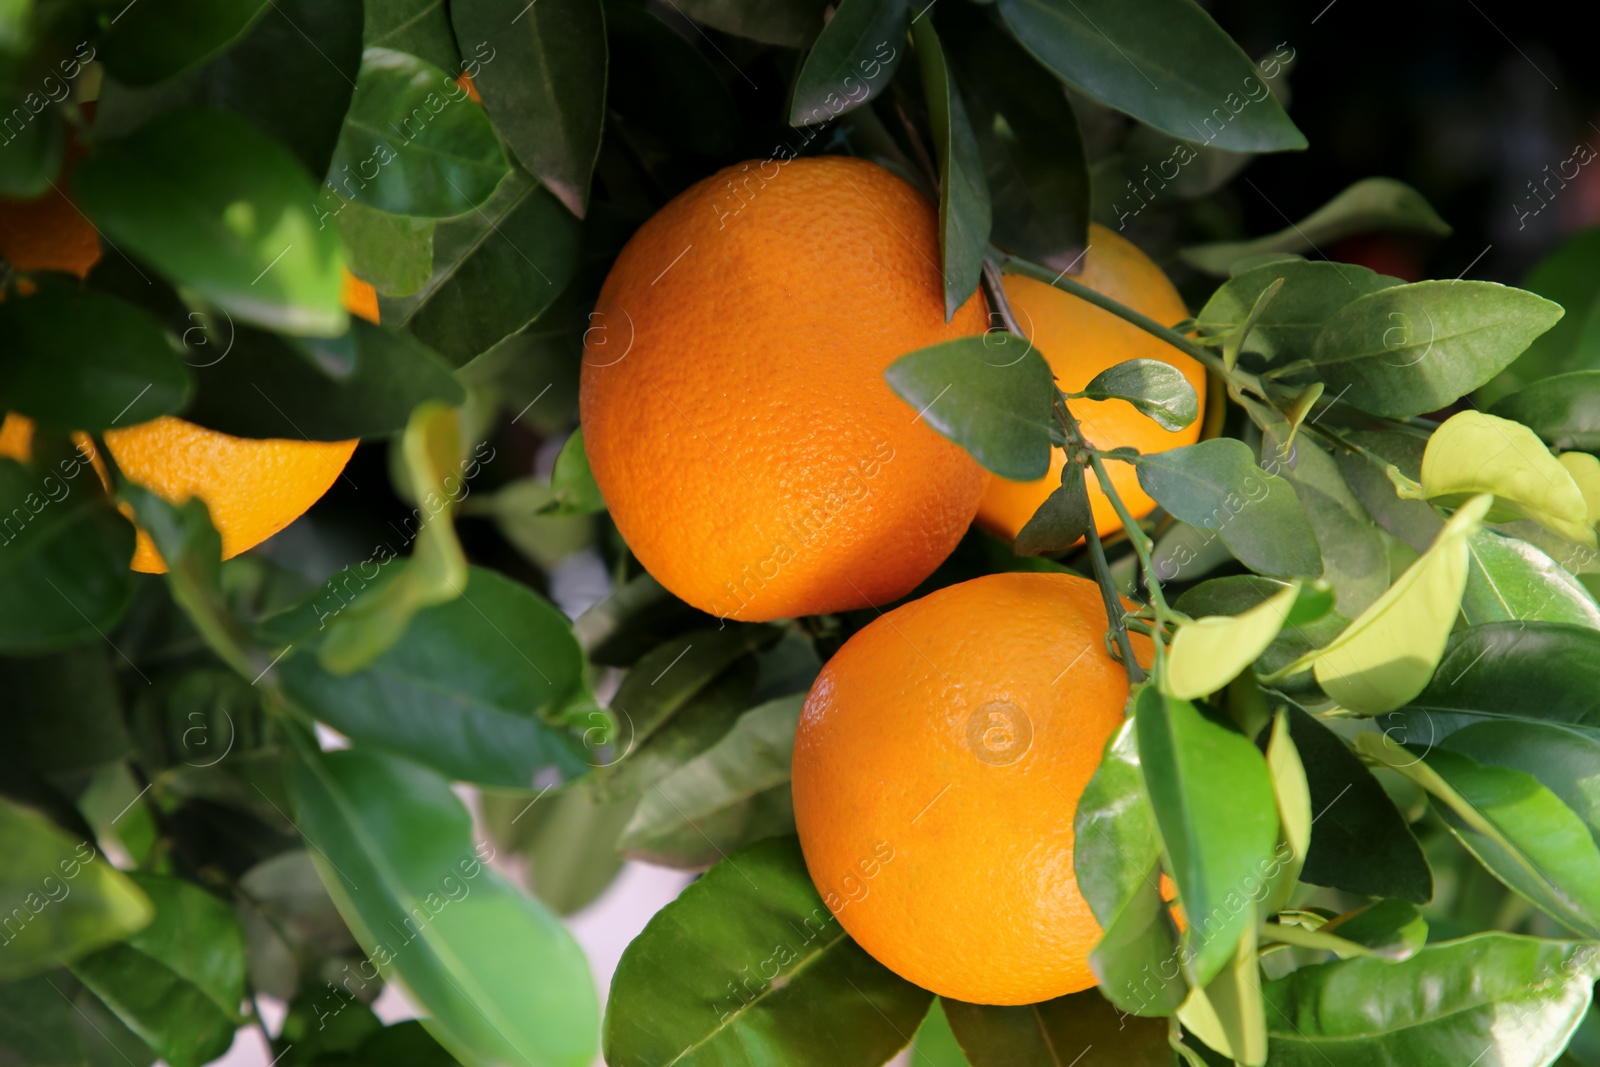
[1166,581,1301,700]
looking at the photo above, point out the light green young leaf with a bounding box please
[1560,449,1600,526]
[1165,581,1301,699]
[1175,924,1266,1067]
[1266,708,1311,863]
[1298,494,1489,714]
[1417,410,1594,547]
[548,428,606,515]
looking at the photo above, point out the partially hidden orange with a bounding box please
[580,156,990,622]
[791,571,1151,1005]
[979,224,1206,541]
[1,163,374,574]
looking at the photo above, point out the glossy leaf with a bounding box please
[98,0,271,86]
[1319,898,1428,961]
[366,0,462,71]
[1014,462,1092,556]
[1079,358,1199,432]
[0,800,152,981]
[1263,934,1600,1066]
[604,836,931,1067]
[791,0,906,126]
[70,875,244,1067]
[75,108,347,336]
[1166,581,1300,700]
[381,167,583,367]
[1439,719,1600,843]
[668,0,826,46]
[280,567,591,789]
[1088,872,1186,1018]
[993,0,1303,153]
[913,18,990,319]
[1134,688,1279,986]
[329,48,509,218]
[336,199,436,297]
[885,334,1055,480]
[1183,178,1450,275]
[1301,281,1564,418]
[1462,529,1600,628]
[1196,260,1402,364]
[1135,438,1322,578]
[1300,494,1488,715]
[451,0,606,218]
[1073,720,1159,931]
[1490,370,1600,451]
[941,990,1171,1066]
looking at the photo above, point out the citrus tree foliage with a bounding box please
[5,1,1600,1066]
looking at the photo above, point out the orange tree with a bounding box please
[5,1,1600,1066]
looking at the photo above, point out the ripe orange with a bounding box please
[2,170,374,574]
[980,224,1206,541]
[579,156,989,622]
[791,571,1150,1005]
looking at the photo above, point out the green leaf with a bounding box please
[1134,439,1323,578]
[1360,734,1600,938]
[948,16,1089,265]
[1172,577,1344,687]
[573,572,717,667]
[913,18,990,320]
[1480,226,1600,404]
[0,97,63,199]
[548,429,606,515]
[1274,439,1389,618]
[993,0,1304,153]
[1490,371,1600,451]
[941,990,1172,1066]
[482,781,630,916]
[1463,529,1600,628]
[1134,687,1279,987]
[287,744,599,1067]
[1318,898,1428,961]
[0,450,135,655]
[885,333,1055,479]
[603,835,932,1067]
[182,319,466,440]
[314,1019,466,1067]
[380,167,583,367]
[1332,428,1443,554]
[1439,719,1600,844]
[1088,872,1185,1018]
[0,286,188,432]
[1296,494,1489,715]
[605,3,738,155]
[667,0,826,46]
[1074,720,1159,930]
[450,0,606,218]
[1014,462,1092,556]
[75,107,347,336]
[619,694,802,864]
[1166,582,1302,701]
[329,47,510,218]
[1296,281,1564,419]
[0,648,129,774]
[1414,410,1593,546]
[366,0,462,72]
[280,567,591,789]
[1264,933,1600,1065]
[1182,179,1451,275]
[1195,260,1402,362]
[1079,358,1198,432]
[790,0,906,126]
[336,199,436,297]
[1284,707,1431,903]
[0,799,152,981]
[98,0,271,86]
[911,1001,970,1067]
[0,973,88,1067]
[70,876,244,1067]
[1175,924,1265,1067]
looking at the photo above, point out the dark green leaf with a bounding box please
[1298,280,1564,418]
[1490,370,1600,452]
[0,799,152,981]
[1195,260,1402,362]
[885,334,1054,480]
[1462,529,1600,628]
[1182,179,1450,275]
[70,875,244,1067]
[0,98,63,199]
[366,0,462,72]
[1480,226,1600,404]
[1135,438,1323,578]
[182,319,464,440]
[605,4,738,155]
[942,990,1171,1066]
[280,567,593,789]
[336,199,436,297]
[668,0,826,46]
[913,18,990,319]
[1276,440,1388,617]
[287,744,599,1067]
[548,429,606,515]
[603,836,932,1067]
[1319,898,1428,961]
[329,47,509,218]
[482,781,631,916]
[75,107,347,336]
[1014,462,1091,556]
[790,0,906,126]
[993,0,1304,153]
[450,0,606,218]
[0,452,135,655]
[98,0,271,87]
[315,1020,465,1067]
[1134,688,1279,986]
[380,167,583,366]
[1333,429,1442,554]
[1284,707,1431,903]
[0,647,129,773]
[1080,358,1198,432]
[1263,934,1600,1066]
[0,973,87,1067]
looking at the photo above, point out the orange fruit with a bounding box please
[792,571,1150,1004]
[580,156,990,622]
[3,170,376,574]
[979,224,1206,541]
